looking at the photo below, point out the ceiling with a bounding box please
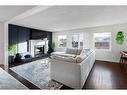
[0,6,35,22]
[1,6,127,32]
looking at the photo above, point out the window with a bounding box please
[72,33,83,49]
[94,32,111,50]
[58,35,67,47]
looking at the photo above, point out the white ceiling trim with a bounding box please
[7,6,52,23]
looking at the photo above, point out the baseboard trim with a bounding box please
[95,60,119,64]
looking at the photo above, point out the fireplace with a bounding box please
[29,39,49,57]
[34,46,44,57]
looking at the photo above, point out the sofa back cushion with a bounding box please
[66,48,82,55]
[77,49,82,55]
[76,49,92,63]
[76,55,87,63]
[66,48,77,55]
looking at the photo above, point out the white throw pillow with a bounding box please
[76,49,92,63]
[76,55,87,63]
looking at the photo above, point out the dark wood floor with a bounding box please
[3,60,127,89]
[84,60,127,89]
[8,69,40,89]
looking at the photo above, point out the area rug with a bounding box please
[0,68,28,89]
[10,58,63,89]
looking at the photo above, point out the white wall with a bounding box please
[0,22,4,65]
[0,22,8,69]
[88,23,127,62]
[53,23,127,63]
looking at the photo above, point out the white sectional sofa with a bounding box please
[50,48,95,89]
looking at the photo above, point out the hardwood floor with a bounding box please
[84,60,127,89]
[2,60,127,89]
[8,69,40,89]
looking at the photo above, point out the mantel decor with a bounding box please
[116,31,124,45]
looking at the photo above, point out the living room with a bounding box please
[0,5,127,91]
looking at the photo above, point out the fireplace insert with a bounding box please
[34,46,45,57]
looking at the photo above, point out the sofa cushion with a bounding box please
[51,55,77,63]
[76,55,87,63]
[51,52,65,56]
[66,48,77,55]
[80,49,92,56]
[51,49,93,63]
[76,49,92,63]
[76,49,82,55]
[51,52,76,57]
[66,48,82,55]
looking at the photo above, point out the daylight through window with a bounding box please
[72,33,83,49]
[58,35,67,47]
[94,32,111,50]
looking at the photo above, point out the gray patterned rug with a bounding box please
[10,58,63,89]
[0,68,28,89]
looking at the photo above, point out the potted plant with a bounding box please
[48,42,55,54]
[116,31,124,45]
[8,41,16,63]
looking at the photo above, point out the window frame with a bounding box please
[58,35,67,48]
[93,32,111,51]
[71,33,84,49]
